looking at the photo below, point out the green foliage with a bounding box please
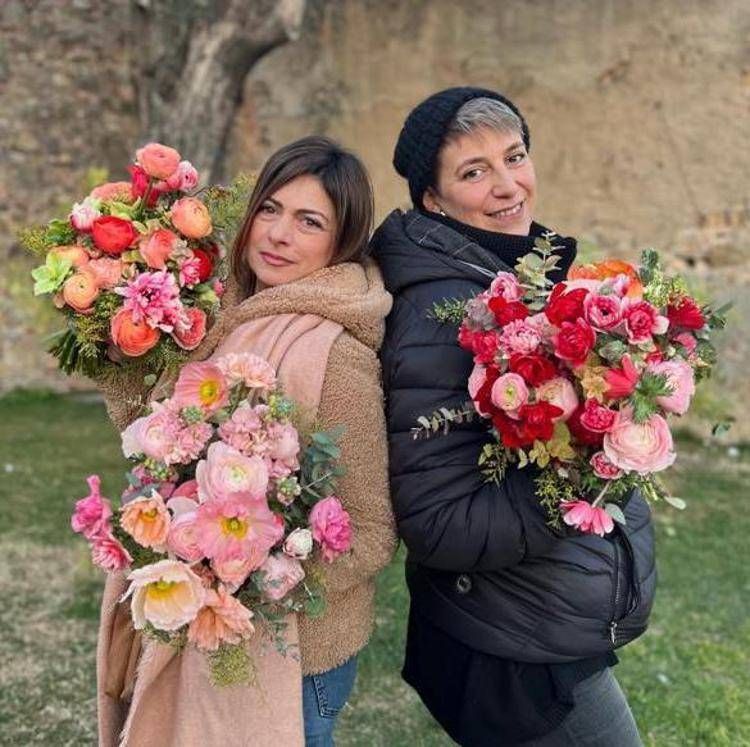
[412,404,476,438]
[203,172,256,246]
[17,225,51,256]
[630,370,672,423]
[478,442,511,483]
[31,252,72,295]
[535,467,576,530]
[429,297,469,325]
[208,643,255,687]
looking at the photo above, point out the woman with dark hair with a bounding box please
[371,88,654,746]
[97,136,397,747]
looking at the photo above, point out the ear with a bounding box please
[422,187,442,214]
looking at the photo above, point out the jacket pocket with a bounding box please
[311,656,358,719]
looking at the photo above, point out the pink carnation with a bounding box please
[498,319,542,356]
[648,359,695,415]
[71,475,112,540]
[561,500,615,536]
[216,353,277,390]
[258,552,306,601]
[603,407,676,474]
[91,533,132,571]
[309,496,352,563]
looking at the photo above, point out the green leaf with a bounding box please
[711,421,733,437]
[663,494,687,510]
[604,502,627,525]
[31,252,73,295]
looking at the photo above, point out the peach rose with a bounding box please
[603,407,676,474]
[120,493,171,550]
[136,142,181,180]
[50,244,90,269]
[170,197,212,239]
[110,307,160,356]
[139,228,180,269]
[62,269,99,313]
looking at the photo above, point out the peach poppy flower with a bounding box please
[120,493,171,550]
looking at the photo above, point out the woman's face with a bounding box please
[246,174,337,288]
[423,126,536,236]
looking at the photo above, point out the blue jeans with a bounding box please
[302,656,358,747]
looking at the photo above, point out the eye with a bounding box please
[301,216,323,229]
[507,150,527,166]
[461,167,484,181]
[259,202,276,215]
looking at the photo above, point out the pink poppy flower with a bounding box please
[172,361,229,413]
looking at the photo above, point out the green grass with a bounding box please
[0,392,747,746]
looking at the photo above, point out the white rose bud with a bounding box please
[283,528,313,560]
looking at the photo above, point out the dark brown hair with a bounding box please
[231,136,374,295]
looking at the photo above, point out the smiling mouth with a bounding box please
[259,251,293,267]
[488,201,524,219]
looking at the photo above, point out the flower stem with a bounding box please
[591,481,612,508]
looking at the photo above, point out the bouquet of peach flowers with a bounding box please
[71,352,352,684]
[23,142,234,378]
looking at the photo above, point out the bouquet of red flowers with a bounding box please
[23,142,242,378]
[71,352,351,685]
[423,239,728,536]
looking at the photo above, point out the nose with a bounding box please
[267,213,293,245]
[490,166,517,198]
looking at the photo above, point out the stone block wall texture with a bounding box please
[1,0,748,433]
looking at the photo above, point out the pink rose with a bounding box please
[490,373,529,413]
[468,364,487,399]
[579,398,619,433]
[283,528,313,560]
[583,292,623,331]
[167,511,203,562]
[136,142,181,180]
[170,197,213,239]
[71,475,112,539]
[163,160,199,192]
[590,451,624,480]
[69,197,101,232]
[647,359,695,415]
[561,500,614,536]
[258,553,305,601]
[623,300,669,344]
[309,496,352,563]
[172,307,207,351]
[139,228,180,270]
[535,377,579,422]
[196,442,269,501]
[489,271,523,301]
[91,533,132,571]
[603,407,676,474]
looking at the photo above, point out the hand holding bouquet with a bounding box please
[24,143,229,378]
[71,352,352,684]
[427,239,728,536]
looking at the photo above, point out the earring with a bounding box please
[438,208,447,216]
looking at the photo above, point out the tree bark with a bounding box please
[132,0,306,182]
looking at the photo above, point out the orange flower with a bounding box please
[50,244,90,269]
[62,268,99,313]
[187,586,254,651]
[90,181,135,203]
[120,493,171,550]
[568,259,643,297]
[110,308,160,357]
[170,197,213,239]
[136,142,182,180]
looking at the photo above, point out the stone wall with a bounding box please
[1,0,748,434]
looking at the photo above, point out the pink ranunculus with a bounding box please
[468,364,487,400]
[561,500,615,536]
[195,442,269,502]
[163,160,199,192]
[216,353,277,390]
[498,319,542,356]
[136,142,181,180]
[648,358,695,415]
[167,511,203,562]
[170,197,213,239]
[172,307,207,351]
[283,528,314,560]
[120,493,171,550]
[258,552,306,601]
[88,257,124,289]
[579,398,619,433]
[490,373,529,413]
[69,196,101,232]
[187,586,254,651]
[121,403,181,463]
[91,533,132,571]
[603,407,676,474]
[623,300,669,344]
[489,271,523,301]
[535,377,579,422]
[125,559,205,631]
[71,475,112,539]
[172,360,229,412]
[583,292,623,331]
[590,451,625,480]
[210,543,267,590]
[309,496,352,563]
[139,228,180,270]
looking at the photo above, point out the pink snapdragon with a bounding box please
[71,475,112,539]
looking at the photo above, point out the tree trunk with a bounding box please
[132,0,306,182]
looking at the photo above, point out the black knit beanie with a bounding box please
[393,86,530,208]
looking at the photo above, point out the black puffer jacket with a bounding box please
[371,209,657,663]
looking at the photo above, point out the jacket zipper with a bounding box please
[609,539,621,645]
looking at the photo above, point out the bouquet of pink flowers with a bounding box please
[24,142,229,377]
[423,241,728,536]
[71,352,352,684]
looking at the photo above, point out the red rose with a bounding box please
[172,307,207,351]
[508,352,557,386]
[191,248,214,283]
[91,216,138,256]
[667,297,705,330]
[552,318,596,367]
[567,405,605,447]
[544,285,589,326]
[518,401,563,442]
[579,398,618,433]
[488,296,529,326]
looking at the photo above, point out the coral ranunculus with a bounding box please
[50,244,90,269]
[172,307,207,351]
[170,197,213,239]
[91,216,138,256]
[139,228,180,269]
[110,307,160,357]
[603,407,676,474]
[62,269,99,313]
[136,142,182,180]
